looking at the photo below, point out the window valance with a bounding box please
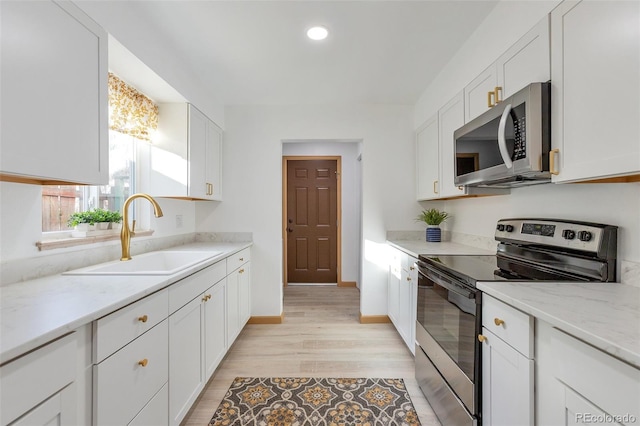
[108,73,158,141]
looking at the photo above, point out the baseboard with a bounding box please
[247,313,284,324]
[338,281,357,287]
[359,313,391,324]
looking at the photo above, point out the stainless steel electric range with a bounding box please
[415,218,618,426]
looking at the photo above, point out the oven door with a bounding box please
[415,261,481,423]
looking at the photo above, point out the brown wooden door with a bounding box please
[286,159,338,283]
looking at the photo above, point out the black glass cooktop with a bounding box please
[418,254,588,284]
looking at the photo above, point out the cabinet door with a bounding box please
[398,264,414,349]
[187,105,209,199]
[497,15,550,100]
[464,65,498,122]
[438,92,465,198]
[481,328,534,426]
[169,298,204,426]
[203,279,227,381]
[387,249,401,326]
[416,114,440,200]
[551,0,640,182]
[206,121,223,201]
[10,387,75,426]
[238,263,251,326]
[226,268,240,346]
[0,0,107,185]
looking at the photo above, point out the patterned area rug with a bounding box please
[209,377,421,426]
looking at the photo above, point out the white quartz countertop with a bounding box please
[386,239,494,258]
[0,242,251,364]
[478,281,640,368]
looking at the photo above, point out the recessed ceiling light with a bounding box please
[307,26,328,41]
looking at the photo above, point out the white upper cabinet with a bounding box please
[416,92,465,201]
[465,15,550,123]
[438,92,466,198]
[151,103,223,200]
[416,115,439,200]
[550,0,640,183]
[0,0,108,185]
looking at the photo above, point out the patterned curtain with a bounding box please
[108,73,158,141]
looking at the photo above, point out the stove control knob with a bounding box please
[505,225,514,233]
[562,229,576,240]
[497,224,505,231]
[578,231,592,242]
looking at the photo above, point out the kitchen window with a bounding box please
[41,73,157,235]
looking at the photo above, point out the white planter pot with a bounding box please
[96,222,110,230]
[75,223,95,232]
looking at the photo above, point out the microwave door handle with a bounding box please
[497,103,514,169]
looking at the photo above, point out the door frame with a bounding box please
[282,156,342,287]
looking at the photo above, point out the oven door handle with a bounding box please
[421,268,477,299]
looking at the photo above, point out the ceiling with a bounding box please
[91,1,500,106]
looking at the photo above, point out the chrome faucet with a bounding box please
[120,193,164,261]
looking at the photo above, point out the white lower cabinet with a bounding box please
[387,247,417,354]
[0,333,78,426]
[129,384,169,426]
[168,262,227,426]
[550,326,640,426]
[94,320,168,426]
[169,296,204,425]
[480,295,534,426]
[226,249,252,347]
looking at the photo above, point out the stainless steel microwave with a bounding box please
[454,82,551,188]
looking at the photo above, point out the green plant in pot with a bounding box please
[67,208,123,231]
[416,208,450,242]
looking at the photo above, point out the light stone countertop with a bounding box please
[0,242,251,364]
[386,239,495,258]
[478,281,640,369]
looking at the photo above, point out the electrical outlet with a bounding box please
[176,214,183,228]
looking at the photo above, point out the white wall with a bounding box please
[196,104,416,317]
[74,1,224,127]
[414,0,640,268]
[282,141,362,285]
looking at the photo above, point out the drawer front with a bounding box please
[169,260,226,314]
[482,294,533,357]
[128,383,168,426]
[227,248,250,272]
[94,289,168,363]
[0,333,77,426]
[94,320,168,426]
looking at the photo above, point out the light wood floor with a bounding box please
[182,285,441,425]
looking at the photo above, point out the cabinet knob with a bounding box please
[138,315,148,323]
[239,257,244,261]
[478,334,487,343]
[239,269,245,274]
[202,294,211,302]
[406,277,411,281]
[138,358,149,367]
[494,317,505,326]
[410,266,415,271]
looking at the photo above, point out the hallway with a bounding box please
[183,285,439,424]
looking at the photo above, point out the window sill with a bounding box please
[36,230,155,251]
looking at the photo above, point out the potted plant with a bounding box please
[67,209,123,232]
[416,208,450,242]
[67,210,98,232]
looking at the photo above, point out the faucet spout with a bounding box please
[120,193,164,261]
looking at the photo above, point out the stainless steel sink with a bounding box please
[64,250,222,275]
